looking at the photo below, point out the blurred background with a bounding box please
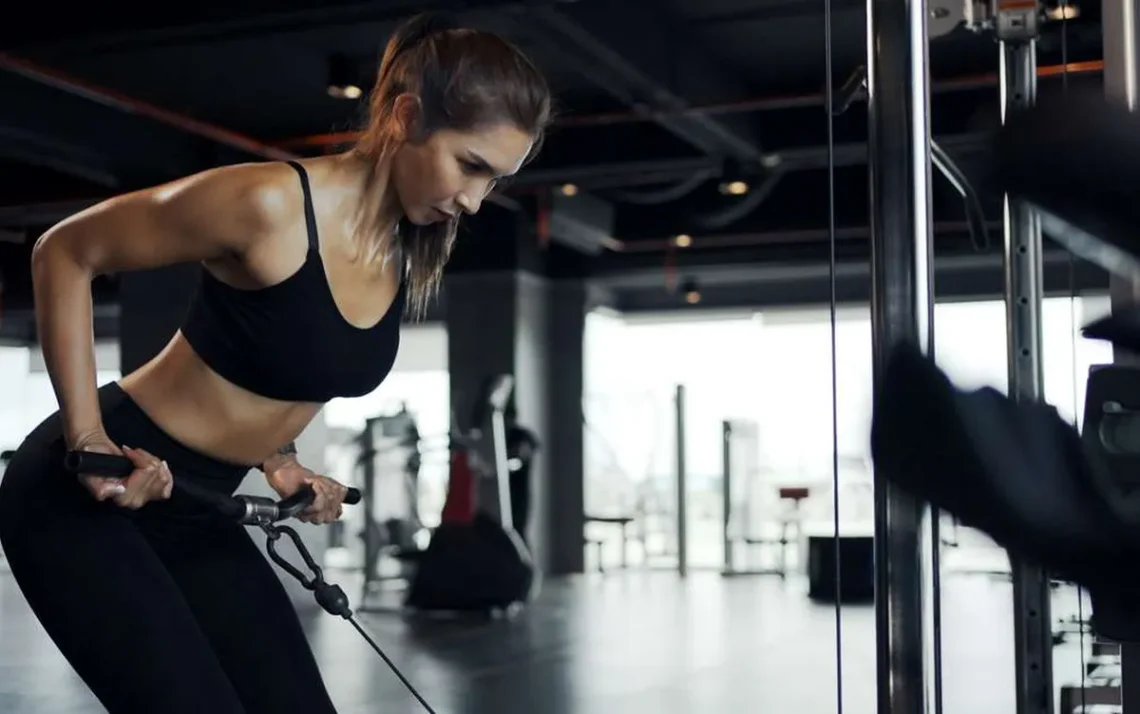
[0,2,1123,713]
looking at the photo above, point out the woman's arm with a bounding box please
[261,443,349,525]
[32,163,293,447]
[261,442,299,475]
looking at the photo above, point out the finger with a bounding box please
[321,482,342,520]
[121,445,158,470]
[122,458,169,506]
[299,488,321,520]
[87,476,126,501]
[123,460,161,496]
[306,484,330,523]
[118,473,152,508]
[112,489,142,509]
[157,460,173,499]
[314,479,341,504]
[309,484,329,515]
[132,453,166,492]
[324,491,345,522]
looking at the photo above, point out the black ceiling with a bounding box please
[0,0,1108,319]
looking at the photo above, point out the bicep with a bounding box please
[38,163,288,275]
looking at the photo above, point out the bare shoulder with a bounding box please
[40,160,312,277]
[179,161,305,244]
[186,161,315,282]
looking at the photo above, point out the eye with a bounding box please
[460,159,483,175]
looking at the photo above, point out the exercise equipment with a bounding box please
[505,420,539,545]
[403,374,538,616]
[353,406,426,608]
[991,89,1140,281]
[869,85,1140,643]
[870,341,1140,642]
[61,450,440,714]
[720,418,794,578]
[1081,366,1140,639]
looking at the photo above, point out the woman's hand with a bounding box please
[72,433,173,508]
[265,461,349,525]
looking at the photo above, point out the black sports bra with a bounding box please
[181,161,405,403]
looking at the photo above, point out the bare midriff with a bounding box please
[117,332,321,467]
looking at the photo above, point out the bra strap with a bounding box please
[285,161,320,252]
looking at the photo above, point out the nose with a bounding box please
[456,192,482,215]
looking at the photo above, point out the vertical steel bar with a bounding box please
[722,421,733,574]
[675,384,688,578]
[866,0,935,711]
[999,28,1055,714]
[1102,1,1140,710]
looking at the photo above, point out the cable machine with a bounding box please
[863,2,1066,712]
[1098,0,1140,709]
[961,4,1054,713]
[354,405,425,608]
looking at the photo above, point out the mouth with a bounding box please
[432,208,455,221]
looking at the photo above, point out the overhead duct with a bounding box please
[546,191,616,255]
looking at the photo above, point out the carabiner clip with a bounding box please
[262,523,321,587]
[261,523,352,619]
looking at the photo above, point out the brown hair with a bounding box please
[353,14,553,320]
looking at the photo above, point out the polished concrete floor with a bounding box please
[0,547,1098,714]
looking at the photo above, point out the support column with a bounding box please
[866,0,935,713]
[118,265,331,610]
[997,7,1054,713]
[1102,2,1140,710]
[444,268,587,576]
[546,279,588,575]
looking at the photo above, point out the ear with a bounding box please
[391,93,424,142]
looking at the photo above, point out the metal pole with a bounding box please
[1101,2,1140,710]
[675,384,688,578]
[866,0,934,712]
[360,419,379,594]
[722,420,734,574]
[999,16,1055,712]
[491,406,514,532]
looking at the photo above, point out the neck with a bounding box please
[336,151,404,265]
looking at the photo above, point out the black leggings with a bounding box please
[0,383,338,714]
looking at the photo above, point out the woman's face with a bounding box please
[391,118,535,226]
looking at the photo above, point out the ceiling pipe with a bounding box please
[279,60,1103,149]
[558,59,1103,128]
[0,51,518,210]
[0,51,298,162]
[613,220,1000,253]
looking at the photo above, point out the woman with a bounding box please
[0,14,552,714]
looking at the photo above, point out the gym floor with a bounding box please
[0,539,1091,714]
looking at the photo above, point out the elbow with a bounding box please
[31,226,91,288]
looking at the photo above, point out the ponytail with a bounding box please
[352,13,552,321]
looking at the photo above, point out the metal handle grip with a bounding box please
[63,450,133,478]
[63,450,361,518]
